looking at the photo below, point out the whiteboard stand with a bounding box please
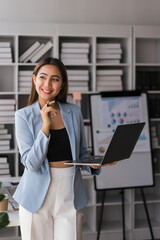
[95,184,155,240]
[96,189,105,240]
[121,189,126,240]
[96,188,126,240]
[140,187,155,240]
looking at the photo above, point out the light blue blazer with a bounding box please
[13,100,100,213]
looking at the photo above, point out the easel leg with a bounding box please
[140,188,155,240]
[97,190,105,240]
[121,189,126,240]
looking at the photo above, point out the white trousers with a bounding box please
[19,167,77,240]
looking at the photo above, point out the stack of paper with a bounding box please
[0,99,16,123]
[0,124,12,152]
[18,70,33,92]
[19,41,53,63]
[60,42,89,64]
[84,125,92,149]
[0,42,12,63]
[97,43,122,64]
[67,69,89,92]
[0,156,11,177]
[96,69,123,91]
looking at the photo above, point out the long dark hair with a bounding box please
[27,57,68,106]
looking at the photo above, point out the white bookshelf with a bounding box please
[0,22,133,240]
[133,25,160,239]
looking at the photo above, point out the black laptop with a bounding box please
[65,122,145,166]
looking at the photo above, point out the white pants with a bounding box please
[19,167,77,240]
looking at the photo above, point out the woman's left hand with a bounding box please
[90,161,117,169]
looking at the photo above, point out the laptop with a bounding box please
[65,122,145,166]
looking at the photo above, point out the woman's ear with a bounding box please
[32,74,36,85]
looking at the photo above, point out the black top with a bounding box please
[47,128,73,162]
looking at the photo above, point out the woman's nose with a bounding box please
[45,79,51,87]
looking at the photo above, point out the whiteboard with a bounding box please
[90,91,154,190]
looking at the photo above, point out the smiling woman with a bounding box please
[13,57,101,240]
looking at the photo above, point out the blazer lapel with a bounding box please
[59,102,76,161]
[32,101,43,131]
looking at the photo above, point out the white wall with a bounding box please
[1,0,160,25]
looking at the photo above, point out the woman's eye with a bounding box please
[40,76,46,79]
[52,78,59,81]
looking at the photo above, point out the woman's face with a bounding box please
[33,64,63,107]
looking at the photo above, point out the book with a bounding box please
[0,174,11,178]
[0,157,7,163]
[97,59,120,64]
[97,48,122,54]
[0,134,12,140]
[19,82,31,87]
[97,54,121,59]
[18,87,30,92]
[69,86,88,92]
[0,58,12,63]
[0,47,11,53]
[61,48,89,54]
[60,53,88,59]
[0,105,14,111]
[0,53,12,58]
[18,70,33,76]
[97,81,122,87]
[0,140,10,145]
[61,42,89,48]
[0,111,15,116]
[62,59,88,65]
[23,43,45,63]
[0,99,16,105]
[0,163,9,168]
[97,86,123,91]
[19,76,32,82]
[84,125,92,148]
[97,75,121,81]
[67,70,89,75]
[19,41,40,62]
[0,116,15,122]
[0,145,10,151]
[97,69,123,76]
[68,75,89,81]
[97,43,121,49]
[0,124,5,129]
[0,168,10,174]
[69,81,88,87]
[0,42,11,47]
[30,41,53,63]
[0,129,8,134]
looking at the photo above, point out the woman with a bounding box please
[13,57,116,240]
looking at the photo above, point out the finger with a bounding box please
[46,100,50,107]
[111,161,117,165]
[90,165,100,169]
[48,100,56,107]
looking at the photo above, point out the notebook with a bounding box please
[65,122,145,166]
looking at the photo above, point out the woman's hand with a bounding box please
[40,100,57,137]
[90,161,117,169]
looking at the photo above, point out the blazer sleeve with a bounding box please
[78,108,101,176]
[15,111,50,172]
